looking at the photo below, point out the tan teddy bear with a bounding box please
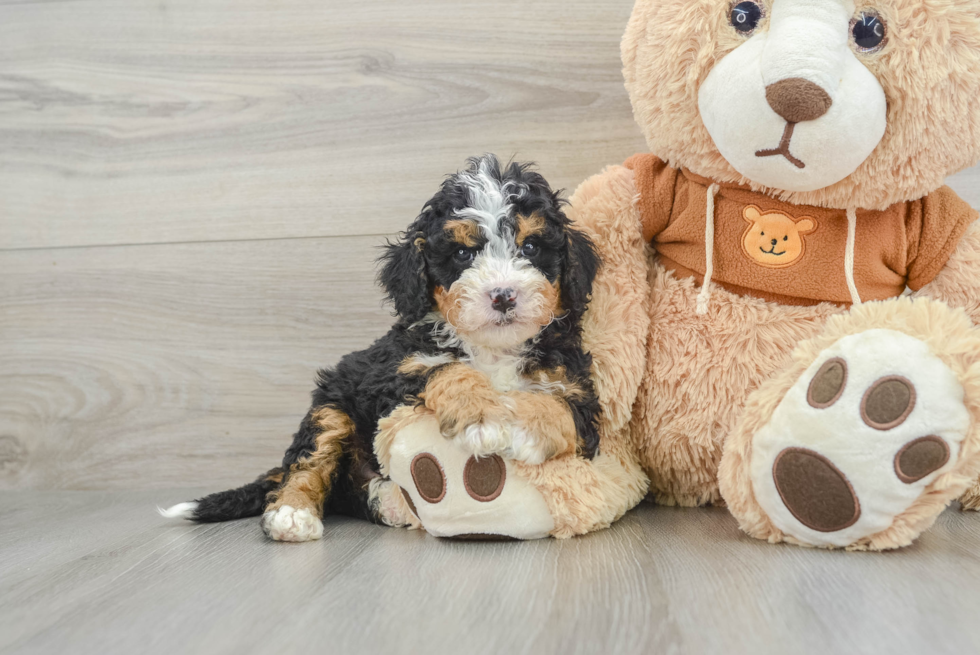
[591,0,980,550]
[379,0,980,550]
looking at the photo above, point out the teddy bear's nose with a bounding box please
[765,77,832,123]
[771,238,778,246]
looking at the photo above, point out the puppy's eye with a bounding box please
[453,247,474,264]
[730,1,763,33]
[852,11,886,52]
[520,241,539,257]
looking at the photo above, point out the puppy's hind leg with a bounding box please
[263,406,355,542]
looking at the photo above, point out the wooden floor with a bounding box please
[3,1,980,653]
[2,492,980,655]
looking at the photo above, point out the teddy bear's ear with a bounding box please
[796,218,816,234]
[743,206,763,223]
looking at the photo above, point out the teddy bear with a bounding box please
[379,0,980,550]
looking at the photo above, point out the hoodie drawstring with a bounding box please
[696,183,720,315]
[844,207,862,306]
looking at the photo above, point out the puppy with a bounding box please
[160,155,602,541]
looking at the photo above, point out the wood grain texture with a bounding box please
[2,493,979,655]
[0,236,394,490]
[0,0,644,250]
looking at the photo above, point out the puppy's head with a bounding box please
[379,155,599,350]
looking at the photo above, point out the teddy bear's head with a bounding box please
[623,0,980,210]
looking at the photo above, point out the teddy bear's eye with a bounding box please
[761,231,765,236]
[730,1,763,34]
[783,236,788,241]
[852,11,886,52]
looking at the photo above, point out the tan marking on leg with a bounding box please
[506,391,580,459]
[419,363,506,435]
[266,407,355,517]
[516,213,546,246]
[444,220,480,248]
[526,366,588,401]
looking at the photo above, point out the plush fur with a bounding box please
[161,155,605,539]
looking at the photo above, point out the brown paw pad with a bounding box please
[399,486,419,518]
[463,455,506,502]
[895,436,950,484]
[773,447,861,532]
[807,357,848,408]
[861,376,916,430]
[411,453,446,503]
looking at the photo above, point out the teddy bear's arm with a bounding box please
[917,219,980,323]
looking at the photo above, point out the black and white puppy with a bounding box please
[160,155,601,542]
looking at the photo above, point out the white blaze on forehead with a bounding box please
[454,158,526,258]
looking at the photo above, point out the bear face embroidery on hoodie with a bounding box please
[741,206,817,269]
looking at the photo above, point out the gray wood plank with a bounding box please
[1,491,979,655]
[0,236,393,491]
[0,0,645,251]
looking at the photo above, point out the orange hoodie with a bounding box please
[625,154,978,307]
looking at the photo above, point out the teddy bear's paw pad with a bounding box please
[410,453,447,504]
[463,455,507,502]
[262,506,324,542]
[751,329,970,548]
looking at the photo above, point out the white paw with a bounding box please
[368,478,420,529]
[460,423,549,465]
[261,506,324,542]
[460,422,511,457]
[502,426,548,465]
[750,329,970,547]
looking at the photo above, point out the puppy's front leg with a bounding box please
[499,392,582,465]
[418,363,506,437]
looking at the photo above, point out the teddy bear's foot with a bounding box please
[381,412,556,539]
[724,320,980,550]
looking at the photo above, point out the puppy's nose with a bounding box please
[490,288,517,313]
[765,77,832,123]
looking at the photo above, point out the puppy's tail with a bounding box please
[158,467,284,523]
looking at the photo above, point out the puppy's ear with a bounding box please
[560,225,601,321]
[378,223,431,324]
